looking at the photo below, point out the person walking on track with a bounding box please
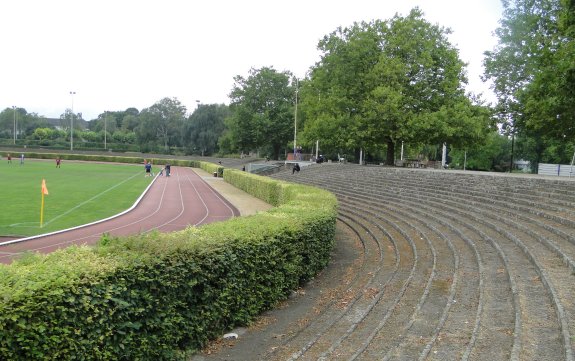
[144,161,152,177]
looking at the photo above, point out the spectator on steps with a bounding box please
[292,163,300,174]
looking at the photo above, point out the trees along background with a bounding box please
[484,0,575,168]
[0,100,230,155]
[90,109,138,147]
[183,104,229,156]
[298,8,493,165]
[136,98,187,153]
[2,3,573,169]
[225,67,295,160]
[0,107,56,144]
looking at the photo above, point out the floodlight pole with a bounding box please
[104,110,107,150]
[12,106,16,145]
[293,78,298,159]
[70,91,76,151]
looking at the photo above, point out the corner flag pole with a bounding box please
[40,179,49,227]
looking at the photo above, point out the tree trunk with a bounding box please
[386,139,395,166]
[533,137,545,174]
[272,143,281,160]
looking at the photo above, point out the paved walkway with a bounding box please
[0,167,271,264]
[197,169,272,216]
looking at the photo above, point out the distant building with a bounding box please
[514,159,530,172]
[44,116,87,131]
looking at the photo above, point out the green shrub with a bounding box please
[0,162,337,360]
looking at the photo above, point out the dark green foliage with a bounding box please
[226,67,296,160]
[301,8,491,165]
[183,104,229,156]
[484,0,575,162]
[0,164,337,360]
[136,98,187,153]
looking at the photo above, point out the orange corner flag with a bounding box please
[41,179,49,195]
[40,179,49,227]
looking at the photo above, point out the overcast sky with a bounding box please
[1,0,503,121]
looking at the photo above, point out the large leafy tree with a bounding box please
[59,109,84,131]
[523,0,575,142]
[183,104,229,156]
[90,108,140,132]
[301,8,489,165]
[0,107,22,139]
[227,67,295,160]
[121,114,140,131]
[136,97,186,152]
[90,113,117,134]
[484,0,575,164]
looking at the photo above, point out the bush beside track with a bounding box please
[0,155,338,360]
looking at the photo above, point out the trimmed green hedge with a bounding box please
[0,161,337,360]
[0,152,226,177]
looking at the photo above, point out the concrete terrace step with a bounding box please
[266,164,575,360]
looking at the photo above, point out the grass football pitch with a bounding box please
[0,159,153,238]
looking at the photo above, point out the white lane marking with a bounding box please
[144,168,189,232]
[194,173,237,218]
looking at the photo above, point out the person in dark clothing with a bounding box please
[144,161,152,177]
[292,163,300,174]
[165,163,171,177]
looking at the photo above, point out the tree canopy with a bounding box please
[484,0,575,164]
[300,8,492,164]
[226,67,296,159]
[183,104,229,156]
[136,98,187,153]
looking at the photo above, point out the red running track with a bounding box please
[0,167,239,264]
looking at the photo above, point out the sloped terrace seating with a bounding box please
[267,163,575,360]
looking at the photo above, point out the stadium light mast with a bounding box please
[12,106,16,145]
[70,91,76,151]
[104,110,107,150]
[293,78,298,159]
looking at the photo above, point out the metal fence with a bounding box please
[538,163,575,177]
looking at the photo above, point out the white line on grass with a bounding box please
[42,171,143,226]
[0,172,158,247]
